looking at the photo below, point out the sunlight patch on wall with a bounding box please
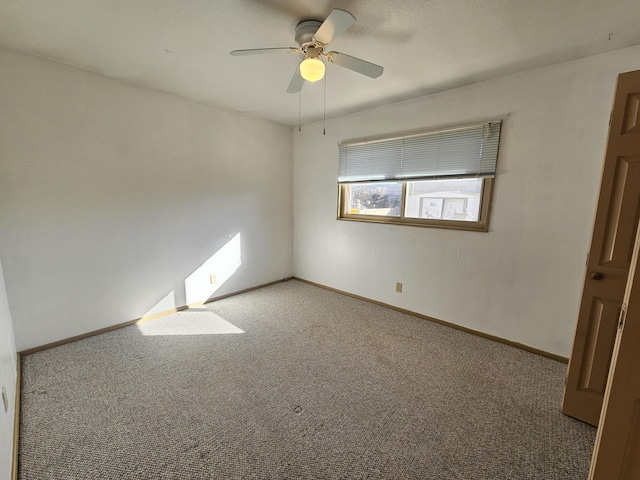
[136,309,244,336]
[143,290,176,318]
[184,233,242,306]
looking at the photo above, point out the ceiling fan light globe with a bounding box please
[300,58,325,82]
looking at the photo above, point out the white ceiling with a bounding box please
[1,0,640,126]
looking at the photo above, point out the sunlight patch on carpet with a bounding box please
[136,309,244,336]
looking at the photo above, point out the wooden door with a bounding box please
[588,221,640,479]
[562,69,640,426]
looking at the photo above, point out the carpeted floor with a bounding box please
[19,279,596,479]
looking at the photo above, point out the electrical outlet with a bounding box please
[1,386,8,413]
[210,275,217,284]
[396,282,403,293]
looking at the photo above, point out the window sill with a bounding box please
[337,214,489,232]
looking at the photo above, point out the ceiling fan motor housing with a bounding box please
[295,20,322,46]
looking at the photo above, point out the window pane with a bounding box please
[404,178,483,221]
[346,182,402,217]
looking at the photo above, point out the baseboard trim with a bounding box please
[11,353,21,480]
[19,277,293,356]
[18,273,564,360]
[294,277,569,364]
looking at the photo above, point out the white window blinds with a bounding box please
[338,121,502,183]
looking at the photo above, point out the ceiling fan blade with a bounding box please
[326,52,384,78]
[287,64,305,93]
[313,9,356,46]
[230,47,294,56]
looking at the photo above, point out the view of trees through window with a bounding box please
[347,182,402,216]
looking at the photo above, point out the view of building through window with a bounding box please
[405,178,482,221]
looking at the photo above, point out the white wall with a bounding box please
[0,258,17,480]
[294,45,640,358]
[0,47,293,351]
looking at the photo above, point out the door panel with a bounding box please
[589,223,640,479]
[623,93,640,134]
[578,298,620,393]
[601,157,640,267]
[563,70,640,426]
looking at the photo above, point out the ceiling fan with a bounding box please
[230,9,384,93]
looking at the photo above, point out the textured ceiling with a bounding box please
[1,0,640,126]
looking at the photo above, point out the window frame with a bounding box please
[336,120,502,232]
[337,177,495,232]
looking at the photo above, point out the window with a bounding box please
[337,121,501,231]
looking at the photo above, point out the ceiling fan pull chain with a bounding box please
[323,68,327,135]
[298,81,302,132]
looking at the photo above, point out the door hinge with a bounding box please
[618,303,627,330]
[609,111,613,126]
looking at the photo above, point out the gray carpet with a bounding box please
[19,279,596,479]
